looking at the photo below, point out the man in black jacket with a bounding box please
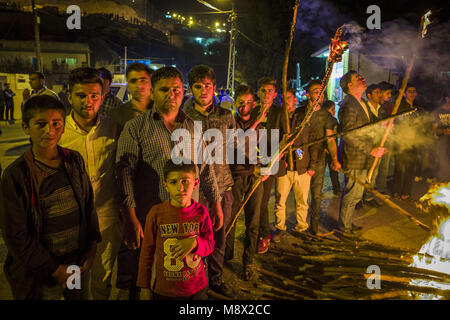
[225,85,265,281]
[338,71,386,235]
[272,87,320,241]
[251,77,282,254]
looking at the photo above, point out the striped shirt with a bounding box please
[99,92,124,116]
[116,107,221,212]
[35,160,80,260]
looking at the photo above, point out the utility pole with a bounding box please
[31,0,42,72]
[226,3,236,95]
[124,46,127,73]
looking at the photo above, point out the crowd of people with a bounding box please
[0,63,449,300]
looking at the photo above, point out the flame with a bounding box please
[421,10,432,38]
[409,183,450,300]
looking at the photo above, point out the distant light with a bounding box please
[223,23,226,26]
[196,37,203,41]
[189,17,193,20]
[215,22,220,27]
[173,13,177,17]
[172,64,176,67]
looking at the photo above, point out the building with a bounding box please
[0,40,90,73]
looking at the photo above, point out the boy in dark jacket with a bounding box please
[225,85,267,281]
[0,95,101,299]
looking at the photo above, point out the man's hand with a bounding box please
[123,212,144,250]
[307,170,315,177]
[253,166,270,182]
[140,288,153,300]
[330,159,341,172]
[171,237,197,260]
[211,202,224,231]
[80,242,97,275]
[52,265,70,288]
[370,147,387,158]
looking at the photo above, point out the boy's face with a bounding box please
[235,93,256,117]
[23,109,65,151]
[69,83,104,121]
[286,91,298,113]
[306,84,324,105]
[380,89,392,103]
[191,77,216,108]
[164,170,199,208]
[258,84,277,106]
[127,70,152,101]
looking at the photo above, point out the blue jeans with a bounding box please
[339,169,368,232]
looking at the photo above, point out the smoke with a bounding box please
[294,0,349,42]
[359,18,450,108]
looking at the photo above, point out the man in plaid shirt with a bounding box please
[98,67,123,116]
[338,71,386,236]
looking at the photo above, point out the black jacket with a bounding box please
[0,147,101,299]
[277,107,320,176]
[338,94,377,170]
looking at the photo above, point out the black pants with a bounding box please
[325,153,341,193]
[225,175,263,266]
[259,175,274,239]
[393,149,415,196]
[152,287,208,300]
[200,190,233,287]
[5,102,13,121]
[0,102,5,120]
[115,202,159,299]
[310,160,326,233]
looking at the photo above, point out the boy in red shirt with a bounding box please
[137,160,215,300]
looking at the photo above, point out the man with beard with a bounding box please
[183,65,236,297]
[59,67,122,299]
[116,67,222,299]
[338,71,386,236]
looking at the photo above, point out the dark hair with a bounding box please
[286,87,296,96]
[69,67,103,93]
[188,65,216,88]
[125,62,153,80]
[306,80,322,94]
[98,67,113,83]
[29,71,45,80]
[151,66,184,87]
[406,83,417,90]
[378,81,394,92]
[22,95,66,125]
[257,77,277,90]
[234,85,255,100]
[340,71,357,94]
[322,100,335,111]
[163,159,197,181]
[366,84,381,97]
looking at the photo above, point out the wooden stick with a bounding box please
[338,168,432,232]
[281,0,299,171]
